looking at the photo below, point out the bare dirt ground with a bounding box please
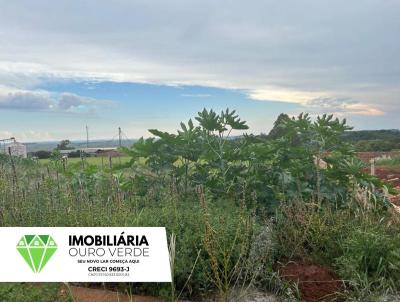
[375,167,400,188]
[62,286,277,302]
[372,166,400,206]
[240,291,277,302]
[62,286,165,302]
[276,260,343,302]
[361,161,400,206]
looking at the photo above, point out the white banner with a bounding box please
[0,227,171,282]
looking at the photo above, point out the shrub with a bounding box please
[273,200,400,300]
[335,228,400,294]
[273,201,352,263]
[376,156,400,167]
[0,283,71,302]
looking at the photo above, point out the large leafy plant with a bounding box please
[126,109,389,209]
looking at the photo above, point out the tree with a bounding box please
[268,113,291,139]
[32,150,52,159]
[56,139,72,150]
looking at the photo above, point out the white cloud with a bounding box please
[0,90,53,111]
[339,103,384,117]
[0,130,13,139]
[248,89,385,117]
[248,88,325,104]
[0,86,112,113]
[0,0,399,117]
[306,97,384,117]
[0,130,54,142]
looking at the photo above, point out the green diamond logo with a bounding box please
[16,235,57,273]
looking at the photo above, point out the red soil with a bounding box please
[277,261,343,302]
[391,195,400,206]
[361,164,400,205]
[370,166,400,205]
[374,167,400,188]
[61,286,190,302]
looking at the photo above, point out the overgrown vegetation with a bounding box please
[0,109,399,301]
[0,283,71,302]
[342,129,400,152]
[376,156,400,167]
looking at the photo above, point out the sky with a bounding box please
[0,0,399,142]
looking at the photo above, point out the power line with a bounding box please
[80,126,132,148]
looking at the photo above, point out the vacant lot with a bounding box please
[1,110,400,302]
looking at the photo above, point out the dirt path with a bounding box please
[64,286,277,302]
[65,286,166,302]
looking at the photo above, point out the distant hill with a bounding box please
[25,139,137,152]
[342,129,400,142]
[22,128,400,153]
[342,130,400,152]
[266,114,400,152]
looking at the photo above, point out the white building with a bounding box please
[6,141,27,158]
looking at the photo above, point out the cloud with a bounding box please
[0,91,54,111]
[248,88,385,116]
[0,130,54,142]
[0,0,399,119]
[57,92,111,112]
[306,97,384,116]
[0,87,110,113]
[248,88,323,104]
[338,103,384,117]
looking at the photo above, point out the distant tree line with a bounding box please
[29,149,82,159]
[268,114,400,152]
[342,130,400,151]
[29,139,81,159]
[27,114,400,159]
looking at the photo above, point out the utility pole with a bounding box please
[370,158,376,176]
[86,125,89,149]
[118,127,122,148]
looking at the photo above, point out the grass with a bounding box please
[0,155,270,300]
[0,283,72,302]
[273,201,400,301]
[1,147,400,300]
[376,156,400,167]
